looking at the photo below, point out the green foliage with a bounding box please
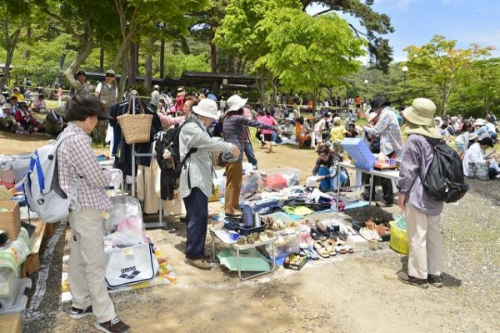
[404,35,493,115]
[255,8,366,94]
[165,53,211,77]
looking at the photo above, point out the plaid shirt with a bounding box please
[57,122,112,210]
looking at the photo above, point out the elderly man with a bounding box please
[362,97,403,207]
[70,70,92,97]
[94,69,118,145]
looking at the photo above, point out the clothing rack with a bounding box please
[129,95,168,230]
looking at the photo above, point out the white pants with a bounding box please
[69,209,116,322]
[405,204,443,279]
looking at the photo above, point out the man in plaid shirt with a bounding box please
[57,95,130,333]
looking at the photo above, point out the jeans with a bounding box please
[317,166,347,191]
[183,187,208,259]
[244,141,258,169]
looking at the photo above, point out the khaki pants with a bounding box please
[69,209,116,323]
[224,161,243,215]
[405,204,443,279]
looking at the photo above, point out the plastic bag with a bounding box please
[104,196,144,234]
[241,171,262,194]
[393,214,407,230]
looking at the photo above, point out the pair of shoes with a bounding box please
[185,258,213,270]
[428,274,443,288]
[397,271,429,289]
[376,200,393,207]
[70,305,93,319]
[95,317,130,333]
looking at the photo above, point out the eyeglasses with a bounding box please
[105,74,115,78]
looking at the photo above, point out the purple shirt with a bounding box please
[396,135,444,216]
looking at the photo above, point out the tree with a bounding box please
[0,0,31,88]
[255,8,366,97]
[301,0,395,72]
[404,35,493,116]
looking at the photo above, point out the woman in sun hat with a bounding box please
[222,94,280,216]
[179,98,240,269]
[396,98,445,289]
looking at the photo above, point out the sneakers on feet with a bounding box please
[95,317,131,333]
[397,271,428,289]
[69,305,93,319]
[428,274,443,288]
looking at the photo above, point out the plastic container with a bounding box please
[389,221,409,255]
[340,138,375,171]
[261,227,300,259]
[347,234,378,251]
[0,278,31,314]
[260,168,300,191]
[0,268,16,308]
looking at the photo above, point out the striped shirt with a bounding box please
[57,122,112,210]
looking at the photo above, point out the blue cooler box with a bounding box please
[340,138,375,171]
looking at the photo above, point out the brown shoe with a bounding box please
[428,274,443,288]
[397,271,428,289]
[185,259,213,270]
[95,317,130,333]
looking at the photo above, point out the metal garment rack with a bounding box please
[129,95,168,230]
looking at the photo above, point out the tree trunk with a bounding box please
[159,39,165,78]
[99,41,104,72]
[118,51,129,99]
[0,15,22,89]
[129,42,138,87]
[63,36,94,91]
[55,53,66,86]
[210,41,217,73]
[144,37,153,90]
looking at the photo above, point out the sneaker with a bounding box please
[428,274,443,288]
[397,271,428,289]
[69,305,93,319]
[95,317,131,333]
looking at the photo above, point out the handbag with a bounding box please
[105,242,159,289]
[117,97,153,144]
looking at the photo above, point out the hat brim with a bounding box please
[192,106,220,120]
[227,98,248,112]
[96,111,113,121]
[403,106,434,127]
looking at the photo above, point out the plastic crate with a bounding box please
[340,138,375,171]
[389,221,409,255]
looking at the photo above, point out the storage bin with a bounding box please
[389,221,409,255]
[0,201,21,241]
[260,168,300,191]
[340,138,375,171]
[261,227,300,259]
[0,278,31,314]
[0,268,17,309]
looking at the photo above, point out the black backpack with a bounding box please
[421,137,469,203]
[155,120,197,201]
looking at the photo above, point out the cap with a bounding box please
[105,69,116,76]
[478,136,494,148]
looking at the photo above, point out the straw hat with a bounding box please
[226,94,248,112]
[403,98,441,139]
[192,99,220,120]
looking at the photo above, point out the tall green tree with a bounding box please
[255,8,366,97]
[301,0,394,72]
[404,35,493,116]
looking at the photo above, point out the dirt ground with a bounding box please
[2,131,499,333]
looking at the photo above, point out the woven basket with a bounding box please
[117,113,153,144]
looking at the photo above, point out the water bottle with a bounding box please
[254,212,261,227]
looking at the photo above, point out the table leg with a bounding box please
[369,174,374,206]
[211,235,216,264]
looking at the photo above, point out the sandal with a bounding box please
[310,227,327,241]
[321,240,337,256]
[313,241,330,258]
[335,244,346,255]
[307,247,320,260]
[344,244,354,254]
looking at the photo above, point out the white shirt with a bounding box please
[462,142,485,176]
[486,123,495,133]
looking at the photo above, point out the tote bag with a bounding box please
[105,243,159,289]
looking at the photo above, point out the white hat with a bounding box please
[468,132,478,141]
[154,84,159,90]
[192,99,220,120]
[475,118,486,126]
[226,94,248,112]
[105,69,116,76]
[2,103,11,109]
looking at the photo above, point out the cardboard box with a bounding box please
[0,201,21,241]
[0,313,21,333]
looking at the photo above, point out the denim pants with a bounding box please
[183,187,208,259]
[317,166,347,191]
[244,141,258,169]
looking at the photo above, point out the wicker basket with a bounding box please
[117,112,153,144]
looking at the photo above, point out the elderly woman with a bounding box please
[57,95,130,333]
[222,94,279,216]
[179,98,240,269]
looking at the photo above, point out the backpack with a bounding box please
[421,137,469,203]
[155,120,197,201]
[22,132,80,223]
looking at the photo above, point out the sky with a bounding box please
[308,0,500,63]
